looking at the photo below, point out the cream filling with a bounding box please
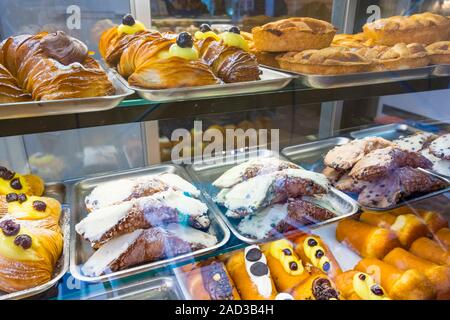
[81,229,143,277]
[166,224,217,247]
[148,190,208,218]
[237,204,288,239]
[353,272,390,300]
[85,179,135,209]
[244,245,273,298]
[157,173,200,197]
[75,201,133,242]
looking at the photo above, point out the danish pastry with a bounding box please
[355,257,436,300]
[383,248,450,300]
[335,271,390,300]
[426,41,450,64]
[225,245,278,300]
[409,237,450,266]
[276,47,372,75]
[363,12,450,46]
[252,17,336,52]
[336,219,400,259]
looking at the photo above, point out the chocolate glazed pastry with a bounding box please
[200,262,236,300]
[40,31,88,65]
[312,277,340,300]
[291,273,340,300]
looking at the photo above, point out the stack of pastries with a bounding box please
[212,157,339,240]
[249,12,449,75]
[0,166,63,293]
[99,14,260,89]
[322,137,447,208]
[76,172,218,277]
[336,207,450,300]
[0,31,114,102]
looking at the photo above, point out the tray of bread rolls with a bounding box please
[247,13,450,89]
[171,202,450,301]
[281,131,450,212]
[70,164,230,283]
[185,148,359,244]
[0,167,70,299]
[0,31,134,120]
[99,14,295,103]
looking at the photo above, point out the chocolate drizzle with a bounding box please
[312,278,339,300]
[40,31,88,65]
[201,262,235,300]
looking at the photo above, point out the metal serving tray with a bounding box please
[185,148,359,244]
[115,67,296,102]
[70,164,230,283]
[0,70,134,120]
[434,64,450,76]
[350,123,423,140]
[0,207,70,300]
[83,276,184,300]
[294,66,435,89]
[282,137,351,172]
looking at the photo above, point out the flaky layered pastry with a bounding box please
[363,12,450,46]
[356,43,430,71]
[0,64,31,103]
[252,17,336,52]
[276,47,372,75]
[426,41,450,64]
[331,33,374,49]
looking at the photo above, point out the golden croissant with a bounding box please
[0,193,63,293]
[0,31,114,102]
[197,37,260,83]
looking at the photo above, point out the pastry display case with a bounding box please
[0,0,449,301]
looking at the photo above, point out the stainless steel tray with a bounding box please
[70,164,230,283]
[294,66,435,89]
[0,207,70,300]
[83,276,184,300]
[115,67,296,102]
[0,70,134,120]
[350,123,424,140]
[185,148,359,244]
[434,64,450,76]
[282,137,351,172]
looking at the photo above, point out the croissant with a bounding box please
[0,64,31,103]
[197,37,260,83]
[0,192,63,293]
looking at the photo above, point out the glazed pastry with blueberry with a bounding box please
[0,166,45,197]
[335,271,390,300]
[293,234,342,279]
[195,24,260,83]
[0,193,63,293]
[262,239,311,292]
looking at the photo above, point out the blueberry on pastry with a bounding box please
[0,166,45,196]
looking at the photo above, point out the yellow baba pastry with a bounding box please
[335,271,391,300]
[117,14,146,35]
[0,166,45,196]
[194,24,220,41]
[219,28,250,51]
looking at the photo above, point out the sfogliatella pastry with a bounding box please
[76,190,211,248]
[290,273,341,300]
[0,194,63,293]
[356,43,430,71]
[360,211,428,248]
[82,224,217,277]
[336,219,400,259]
[335,271,390,300]
[262,239,310,292]
[2,31,114,101]
[212,157,299,189]
[383,248,450,300]
[355,258,436,300]
[409,237,450,266]
[363,12,450,46]
[0,166,45,196]
[252,17,336,52]
[426,41,450,64]
[292,234,342,279]
[225,245,279,300]
[84,172,200,211]
[436,228,450,248]
[215,168,329,218]
[237,198,337,240]
[0,64,31,103]
[276,47,372,75]
[180,260,241,300]
[196,25,260,83]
